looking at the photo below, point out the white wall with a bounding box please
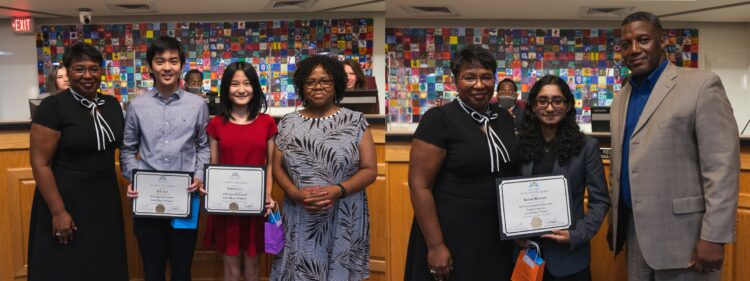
[387,19,750,132]
[0,12,387,121]
[0,23,40,121]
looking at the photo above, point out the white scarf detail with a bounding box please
[456,97,510,173]
[70,90,115,151]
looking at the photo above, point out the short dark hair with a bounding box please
[496,78,518,92]
[218,62,267,122]
[622,11,663,32]
[450,45,496,78]
[293,55,346,106]
[518,75,584,163]
[343,59,367,89]
[185,69,202,81]
[63,42,104,69]
[146,36,186,69]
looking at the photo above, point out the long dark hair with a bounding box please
[293,55,346,106]
[218,61,267,122]
[518,75,584,163]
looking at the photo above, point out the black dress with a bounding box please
[28,90,128,281]
[404,100,519,280]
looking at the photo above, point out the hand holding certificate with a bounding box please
[132,170,193,218]
[204,165,266,215]
[496,175,571,240]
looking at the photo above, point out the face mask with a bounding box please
[186,87,202,94]
[497,96,516,109]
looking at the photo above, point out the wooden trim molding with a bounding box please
[6,168,33,280]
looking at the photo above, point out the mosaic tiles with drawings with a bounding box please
[36,18,374,107]
[386,27,698,126]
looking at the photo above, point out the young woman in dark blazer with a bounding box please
[516,75,611,281]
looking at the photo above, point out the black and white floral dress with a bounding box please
[271,108,370,281]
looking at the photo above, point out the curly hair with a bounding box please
[293,55,346,106]
[218,61,267,123]
[517,75,584,163]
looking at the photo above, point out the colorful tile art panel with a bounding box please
[36,18,374,107]
[385,27,698,126]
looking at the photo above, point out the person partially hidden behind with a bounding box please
[494,78,525,127]
[38,65,69,99]
[343,59,367,90]
[609,11,739,281]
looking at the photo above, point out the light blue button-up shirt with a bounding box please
[120,88,210,182]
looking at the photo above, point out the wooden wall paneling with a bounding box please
[728,168,750,281]
[731,209,749,281]
[0,149,31,281]
[368,129,387,281]
[589,164,627,281]
[5,168,33,281]
[385,141,412,281]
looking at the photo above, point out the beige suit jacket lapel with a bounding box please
[613,82,631,151]
[631,62,677,137]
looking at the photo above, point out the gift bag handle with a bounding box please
[525,240,541,260]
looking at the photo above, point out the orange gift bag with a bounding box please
[511,241,545,281]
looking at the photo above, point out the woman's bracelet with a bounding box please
[337,183,347,198]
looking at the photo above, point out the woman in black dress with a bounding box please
[28,43,128,280]
[404,45,518,281]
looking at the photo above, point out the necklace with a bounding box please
[543,142,554,153]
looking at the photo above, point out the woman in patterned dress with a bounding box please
[270,55,377,281]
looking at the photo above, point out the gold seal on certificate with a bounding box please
[496,175,571,240]
[204,165,266,215]
[132,170,193,218]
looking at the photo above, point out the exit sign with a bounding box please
[11,17,34,34]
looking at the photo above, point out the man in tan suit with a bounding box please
[609,11,739,281]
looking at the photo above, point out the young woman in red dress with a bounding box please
[202,61,277,281]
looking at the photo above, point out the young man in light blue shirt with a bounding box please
[120,35,209,281]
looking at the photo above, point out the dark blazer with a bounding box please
[520,136,610,277]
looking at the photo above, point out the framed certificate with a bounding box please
[496,174,571,240]
[204,164,266,215]
[132,170,193,218]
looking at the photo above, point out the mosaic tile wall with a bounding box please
[385,27,698,125]
[36,18,374,107]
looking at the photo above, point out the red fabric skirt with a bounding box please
[204,214,265,256]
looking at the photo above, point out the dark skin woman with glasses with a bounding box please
[404,45,518,281]
[28,42,128,280]
[270,55,377,280]
[515,75,610,281]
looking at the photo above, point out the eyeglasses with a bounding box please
[70,66,102,75]
[461,75,495,85]
[304,79,333,89]
[535,97,567,109]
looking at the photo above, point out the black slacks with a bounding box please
[133,217,198,281]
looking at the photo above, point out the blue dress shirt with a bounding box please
[620,59,668,209]
[120,88,210,182]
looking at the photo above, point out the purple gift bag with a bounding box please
[265,208,284,254]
